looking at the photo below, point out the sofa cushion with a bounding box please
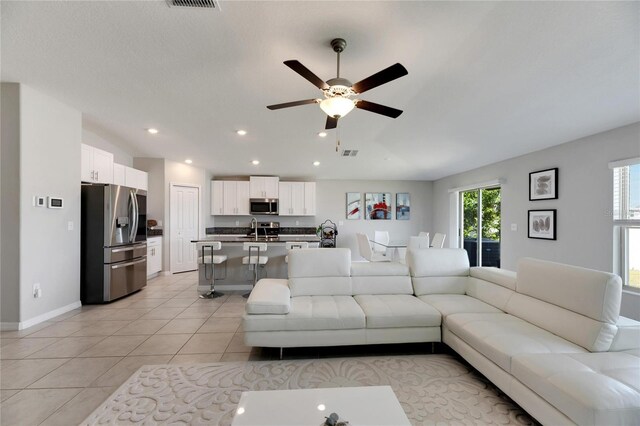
[245,279,290,315]
[351,262,412,295]
[610,316,640,351]
[506,293,618,352]
[465,277,514,311]
[512,350,640,426]
[354,295,441,328]
[445,312,586,372]
[419,294,502,317]
[288,248,352,296]
[517,257,621,324]
[408,248,469,295]
[469,267,516,290]
[243,296,365,332]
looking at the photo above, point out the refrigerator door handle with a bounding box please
[111,258,146,269]
[128,190,137,243]
[111,244,146,253]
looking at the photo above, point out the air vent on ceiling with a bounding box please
[168,0,220,10]
[341,149,359,157]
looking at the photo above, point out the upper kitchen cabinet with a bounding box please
[279,181,316,216]
[81,143,114,184]
[113,163,126,186]
[250,176,279,199]
[211,180,250,215]
[125,167,148,191]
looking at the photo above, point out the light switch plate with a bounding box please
[68,221,74,231]
[511,223,517,231]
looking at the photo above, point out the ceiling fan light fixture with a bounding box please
[320,96,355,118]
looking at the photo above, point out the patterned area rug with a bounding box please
[83,355,537,425]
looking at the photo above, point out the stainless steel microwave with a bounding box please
[250,198,279,215]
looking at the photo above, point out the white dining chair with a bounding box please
[356,233,390,262]
[408,236,430,250]
[285,241,309,263]
[373,230,390,254]
[431,233,446,248]
[196,241,227,299]
[418,231,430,241]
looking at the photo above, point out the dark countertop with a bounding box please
[206,226,316,235]
[147,228,163,236]
[192,235,320,244]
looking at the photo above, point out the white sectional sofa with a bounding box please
[243,247,640,425]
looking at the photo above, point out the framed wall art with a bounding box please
[365,192,392,220]
[346,192,361,220]
[396,193,410,220]
[528,209,556,240]
[529,168,558,201]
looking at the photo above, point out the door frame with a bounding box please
[169,182,202,274]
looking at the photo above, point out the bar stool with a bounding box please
[196,241,227,299]
[284,241,309,263]
[242,242,268,297]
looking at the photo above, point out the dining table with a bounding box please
[369,239,407,262]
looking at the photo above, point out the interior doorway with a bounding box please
[170,184,200,273]
[460,187,501,267]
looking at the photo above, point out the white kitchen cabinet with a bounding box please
[125,166,148,191]
[147,237,162,277]
[212,180,250,215]
[304,182,316,216]
[279,181,315,216]
[250,176,279,199]
[211,181,224,215]
[113,163,126,186]
[81,143,114,184]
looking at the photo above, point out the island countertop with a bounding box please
[191,234,321,244]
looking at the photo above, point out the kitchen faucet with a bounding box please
[251,217,258,242]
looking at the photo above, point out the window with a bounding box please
[460,186,501,267]
[612,158,640,289]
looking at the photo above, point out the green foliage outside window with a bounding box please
[463,188,501,241]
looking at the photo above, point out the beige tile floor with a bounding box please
[0,271,264,426]
[0,271,433,425]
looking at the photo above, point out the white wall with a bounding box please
[1,83,22,326]
[211,179,433,261]
[133,158,165,223]
[432,122,640,319]
[82,121,135,166]
[0,84,82,327]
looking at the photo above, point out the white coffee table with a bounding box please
[231,385,410,426]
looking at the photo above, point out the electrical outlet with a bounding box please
[67,221,74,231]
[157,220,163,227]
[511,223,518,231]
[33,283,42,298]
[295,220,299,226]
[235,220,240,226]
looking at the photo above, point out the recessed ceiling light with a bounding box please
[318,132,327,138]
[251,160,260,165]
[185,159,193,164]
[236,130,247,136]
[313,161,320,166]
[147,128,158,134]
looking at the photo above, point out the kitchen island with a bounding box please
[191,234,321,291]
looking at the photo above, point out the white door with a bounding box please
[170,184,199,273]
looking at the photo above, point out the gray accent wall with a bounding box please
[431,122,640,319]
[1,83,82,326]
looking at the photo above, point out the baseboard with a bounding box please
[161,271,172,276]
[3,301,82,331]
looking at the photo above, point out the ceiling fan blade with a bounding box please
[356,100,403,118]
[351,63,408,94]
[325,115,338,130]
[284,60,329,90]
[267,99,319,110]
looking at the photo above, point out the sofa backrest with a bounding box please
[506,258,622,352]
[467,267,516,311]
[407,248,470,295]
[351,262,413,295]
[288,248,352,296]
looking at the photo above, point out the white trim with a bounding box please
[448,179,504,193]
[1,300,82,331]
[608,157,640,169]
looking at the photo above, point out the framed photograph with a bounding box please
[346,192,361,220]
[396,193,410,220]
[528,209,556,240]
[365,192,392,220]
[529,168,558,200]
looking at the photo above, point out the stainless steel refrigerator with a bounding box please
[81,184,147,304]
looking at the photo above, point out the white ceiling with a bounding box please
[2,1,638,180]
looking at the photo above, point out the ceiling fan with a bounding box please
[267,38,408,130]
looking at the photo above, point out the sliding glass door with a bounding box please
[460,187,501,267]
